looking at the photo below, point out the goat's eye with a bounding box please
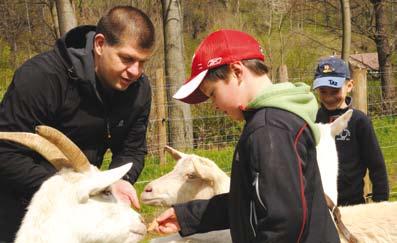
[186,173,197,180]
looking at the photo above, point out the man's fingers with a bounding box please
[112,180,141,210]
[128,186,140,210]
[129,192,140,210]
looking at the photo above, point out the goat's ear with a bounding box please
[330,109,353,137]
[164,146,186,161]
[192,157,218,182]
[77,163,132,203]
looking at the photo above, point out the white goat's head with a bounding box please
[140,146,230,207]
[0,126,146,243]
[316,109,353,204]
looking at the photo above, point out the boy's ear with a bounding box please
[346,79,354,92]
[229,61,244,80]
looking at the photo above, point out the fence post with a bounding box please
[350,64,372,201]
[155,69,167,165]
[351,65,368,114]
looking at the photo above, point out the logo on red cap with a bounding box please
[207,57,223,67]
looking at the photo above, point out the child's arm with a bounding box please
[358,116,389,202]
[172,193,230,236]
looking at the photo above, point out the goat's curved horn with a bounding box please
[35,126,90,172]
[164,145,185,160]
[0,132,69,170]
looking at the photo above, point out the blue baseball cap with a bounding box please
[313,56,350,89]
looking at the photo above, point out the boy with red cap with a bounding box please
[151,30,340,242]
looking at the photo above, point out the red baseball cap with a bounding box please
[173,29,265,104]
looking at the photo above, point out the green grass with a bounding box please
[373,115,397,200]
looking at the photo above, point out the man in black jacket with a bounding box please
[0,6,155,242]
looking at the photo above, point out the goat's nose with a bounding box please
[144,186,152,192]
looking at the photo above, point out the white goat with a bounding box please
[317,110,397,243]
[143,111,397,243]
[0,126,146,243]
[141,147,231,243]
[141,147,230,207]
[316,109,354,204]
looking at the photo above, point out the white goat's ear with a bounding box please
[77,163,132,203]
[164,146,186,160]
[330,109,353,137]
[192,157,218,182]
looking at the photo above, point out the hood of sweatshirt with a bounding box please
[54,25,97,87]
[247,82,320,144]
[54,25,118,104]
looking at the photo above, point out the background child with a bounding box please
[313,56,389,206]
[151,30,340,243]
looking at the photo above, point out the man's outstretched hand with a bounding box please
[111,179,140,210]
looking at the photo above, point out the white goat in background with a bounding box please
[0,126,146,243]
[316,109,354,204]
[141,146,231,243]
[143,110,397,243]
[141,148,230,207]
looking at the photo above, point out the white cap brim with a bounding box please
[173,69,208,100]
[313,76,345,89]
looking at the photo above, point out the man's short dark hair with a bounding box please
[96,6,155,49]
[205,59,269,82]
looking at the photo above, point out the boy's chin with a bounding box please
[323,103,345,111]
[321,101,343,110]
[324,105,337,111]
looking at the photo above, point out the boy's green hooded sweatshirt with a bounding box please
[247,82,320,144]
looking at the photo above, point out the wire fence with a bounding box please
[146,71,397,154]
[0,69,397,195]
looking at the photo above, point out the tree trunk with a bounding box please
[370,0,395,110]
[277,64,289,83]
[340,0,351,61]
[161,0,193,150]
[324,0,330,27]
[55,0,77,36]
[48,0,61,38]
